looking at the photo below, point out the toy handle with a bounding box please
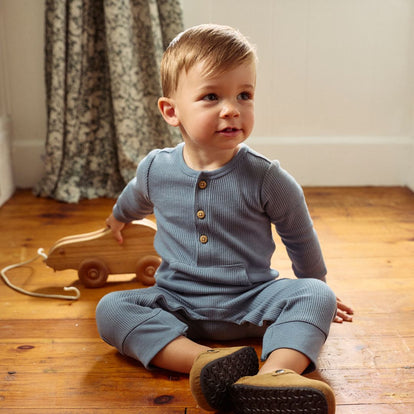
[0,248,81,300]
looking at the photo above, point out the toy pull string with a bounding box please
[0,248,80,300]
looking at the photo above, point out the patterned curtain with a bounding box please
[35,0,183,202]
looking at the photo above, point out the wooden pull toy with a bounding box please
[45,219,161,288]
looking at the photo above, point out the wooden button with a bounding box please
[198,180,207,189]
[197,210,206,219]
[199,235,208,244]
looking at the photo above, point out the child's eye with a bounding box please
[238,91,252,100]
[203,93,218,101]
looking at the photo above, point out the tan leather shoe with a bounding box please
[189,346,259,412]
[231,369,335,414]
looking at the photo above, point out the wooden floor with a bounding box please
[0,187,413,413]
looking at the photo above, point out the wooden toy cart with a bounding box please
[45,219,161,288]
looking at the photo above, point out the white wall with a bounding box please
[0,1,15,205]
[2,0,413,190]
[182,0,414,188]
[1,0,46,189]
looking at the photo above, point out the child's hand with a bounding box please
[106,214,125,244]
[334,297,354,323]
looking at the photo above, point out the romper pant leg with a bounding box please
[96,279,337,373]
[96,290,189,368]
[258,278,337,373]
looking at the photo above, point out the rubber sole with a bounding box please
[231,385,329,414]
[199,346,259,411]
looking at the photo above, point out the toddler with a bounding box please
[96,24,353,414]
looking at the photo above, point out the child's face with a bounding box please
[168,60,255,157]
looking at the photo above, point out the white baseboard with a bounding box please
[248,136,414,191]
[10,136,414,191]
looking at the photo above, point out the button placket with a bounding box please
[195,177,210,254]
[197,208,208,245]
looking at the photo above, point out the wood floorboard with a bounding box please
[1,187,413,413]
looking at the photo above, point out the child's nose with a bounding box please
[220,102,240,118]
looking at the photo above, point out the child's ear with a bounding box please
[158,97,180,127]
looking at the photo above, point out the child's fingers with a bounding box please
[113,230,123,244]
[334,308,353,323]
[106,218,125,244]
[336,297,354,315]
[339,310,353,322]
[333,297,354,323]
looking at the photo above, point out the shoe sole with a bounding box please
[199,346,259,411]
[231,385,329,414]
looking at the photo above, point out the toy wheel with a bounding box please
[136,256,161,286]
[78,259,109,288]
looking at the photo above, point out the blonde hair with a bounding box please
[161,24,256,97]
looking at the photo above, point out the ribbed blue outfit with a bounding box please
[96,143,337,372]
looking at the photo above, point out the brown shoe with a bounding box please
[189,346,259,412]
[231,369,336,414]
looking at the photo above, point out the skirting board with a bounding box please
[11,136,414,191]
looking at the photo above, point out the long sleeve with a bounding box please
[262,161,327,281]
[112,150,158,222]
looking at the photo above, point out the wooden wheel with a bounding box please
[136,256,161,285]
[78,258,109,288]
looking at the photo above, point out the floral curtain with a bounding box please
[35,0,183,202]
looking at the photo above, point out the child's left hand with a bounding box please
[334,297,354,323]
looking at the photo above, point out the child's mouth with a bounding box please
[219,127,239,134]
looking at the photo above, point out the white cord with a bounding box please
[0,248,80,300]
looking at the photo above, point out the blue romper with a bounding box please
[96,143,337,372]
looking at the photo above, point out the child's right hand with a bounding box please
[106,214,125,244]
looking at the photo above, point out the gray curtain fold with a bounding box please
[35,0,183,202]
